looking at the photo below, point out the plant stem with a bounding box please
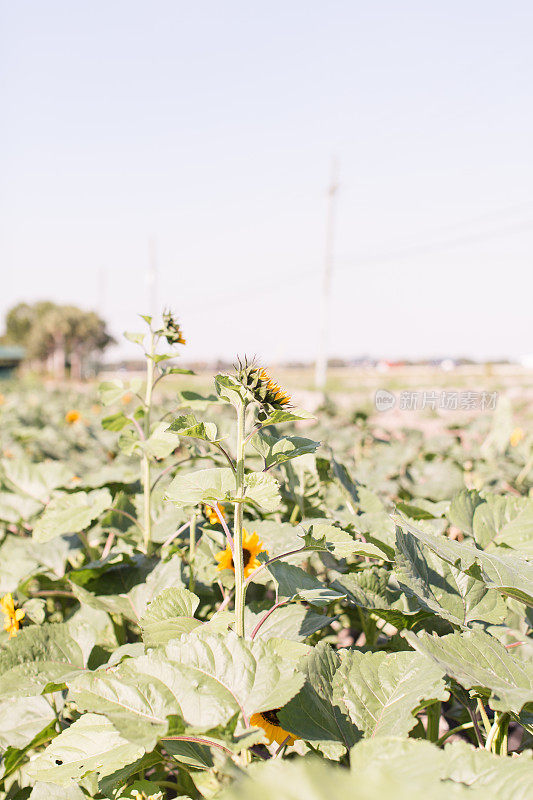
[486,711,510,754]
[436,721,475,746]
[142,330,155,555]
[426,702,441,742]
[476,697,492,738]
[233,400,247,637]
[189,513,197,592]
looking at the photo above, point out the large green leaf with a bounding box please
[70,554,187,622]
[251,431,319,469]
[268,562,345,606]
[140,587,202,645]
[33,488,112,542]
[167,414,220,443]
[350,737,533,800]
[26,713,144,787]
[2,459,74,504]
[447,489,483,535]
[244,603,334,641]
[0,623,85,697]
[244,472,280,512]
[0,696,55,750]
[166,467,234,507]
[278,643,357,750]
[404,629,533,713]
[29,782,86,799]
[301,521,391,560]
[472,495,533,554]
[68,659,182,749]
[394,527,508,628]
[394,516,533,606]
[136,629,305,729]
[335,649,448,737]
[221,757,474,800]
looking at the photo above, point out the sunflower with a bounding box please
[216,529,267,579]
[510,427,525,447]
[234,359,291,411]
[258,369,291,408]
[65,409,81,424]
[203,503,226,525]
[1,593,25,638]
[162,310,186,345]
[250,709,298,746]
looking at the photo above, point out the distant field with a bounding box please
[154,364,533,431]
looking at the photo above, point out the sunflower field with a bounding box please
[0,314,532,800]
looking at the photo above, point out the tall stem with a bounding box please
[143,331,155,554]
[234,401,247,636]
[189,513,197,592]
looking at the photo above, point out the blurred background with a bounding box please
[1,1,532,402]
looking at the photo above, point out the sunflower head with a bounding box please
[234,358,291,413]
[65,409,81,424]
[510,427,525,447]
[162,310,186,346]
[1,593,25,638]
[203,503,226,525]
[216,529,267,579]
[250,709,298,746]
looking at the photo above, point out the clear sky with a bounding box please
[1,1,532,363]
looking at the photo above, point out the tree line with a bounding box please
[2,302,114,379]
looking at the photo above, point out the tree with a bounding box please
[2,302,114,378]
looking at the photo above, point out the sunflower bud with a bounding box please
[162,310,186,346]
[234,358,291,413]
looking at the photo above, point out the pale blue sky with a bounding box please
[1,1,532,362]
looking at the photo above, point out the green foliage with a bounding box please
[1,322,532,798]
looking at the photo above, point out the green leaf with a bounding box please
[251,432,319,469]
[244,472,280,512]
[98,380,128,406]
[268,562,345,606]
[29,782,86,799]
[472,494,533,554]
[394,527,508,628]
[0,623,85,698]
[167,414,220,443]
[26,713,144,787]
[244,604,334,642]
[278,642,357,749]
[3,460,74,503]
[394,515,533,606]
[336,649,448,737]
[69,554,187,622]
[140,587,202,645]
[166,467,234,508]
[68,659,183,749]
[301,521,392,560]
[33,489,112,542]
[137,629,305,729]
[101,411,130,431]
[0,696,55,750]
[260,409,315,425]
[123,331,145,346]
[404,628,533,713]
[447,489,484,535]
[176,389,219,409]
[214,374,247,404]
[143,422,180,459]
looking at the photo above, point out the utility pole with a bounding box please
[147,236,158,320]
[315,158,339,390]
